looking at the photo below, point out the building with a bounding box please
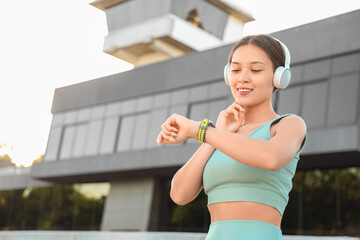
[1,0,360,235]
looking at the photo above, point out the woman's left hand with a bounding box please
[156,114,199,145]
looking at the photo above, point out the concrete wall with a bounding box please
[0,168,50,190]
[101,178,155,231]
[105,0,228,39]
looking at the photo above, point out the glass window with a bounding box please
[170,104,188,117]
[209,81,229,99]
[44,127,62,161]
[189,85,209,102]
[290,65,303,84]
[136,95,153,112]
[189,102,208,121]
[132,112,151,150]
[171,89,189,105]
[303,59,331,82]
[327,74,359,126]
[84,120,103,156]
[207,99,227,122]
[77,107,91,122]
[105,102,121,117]
[121,99,137,115]
[72,124,88,158]
[99,117,119,154]
[59,126,76,160]
[117,115,136,152]
[52,113,64,127]
[63,110,77,125]
[91,105,105,119]
[154,92,170,108]
[301,81,328,128]
[331,52,360,75]
[147,108,168,148]
[278,86,302,115]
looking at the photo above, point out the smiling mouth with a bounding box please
[238,89,252,92]
[237,88,253,95]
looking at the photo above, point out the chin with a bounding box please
[234,99,248,106]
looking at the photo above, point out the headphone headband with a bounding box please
[272,37,291,68]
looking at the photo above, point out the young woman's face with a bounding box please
[229,44,275,107]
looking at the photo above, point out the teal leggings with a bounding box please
[205,220,283,240]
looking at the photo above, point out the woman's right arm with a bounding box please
[170,142,215,205]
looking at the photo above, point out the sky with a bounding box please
[0,0,359,167]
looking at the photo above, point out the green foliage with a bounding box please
[166,180,210,232]
[0,184,105,230]
[283,168,360,236]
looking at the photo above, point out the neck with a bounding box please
[241,99,278,125]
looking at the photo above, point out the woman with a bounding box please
[156,34,307,240]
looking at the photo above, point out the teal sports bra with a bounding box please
[202,113,307,216]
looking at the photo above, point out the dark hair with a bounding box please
[227,34,286,93]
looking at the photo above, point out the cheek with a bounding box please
[259,71,275,88]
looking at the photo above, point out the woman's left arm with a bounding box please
[204,115,307,171]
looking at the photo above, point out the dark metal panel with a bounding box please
[327,74,359,126]
[298,151,360,170]
[51,46,230,113]
[0,174,51,190]
[272,10,360,63]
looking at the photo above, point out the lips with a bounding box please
[237,88,253,95]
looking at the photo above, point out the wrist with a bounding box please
[190,120,201,140]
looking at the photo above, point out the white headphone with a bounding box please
[223,37,291,89]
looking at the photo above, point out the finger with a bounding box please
[161,124,178,137]
[233,102,246,113]
[164,118,179,132]
[162,123,179,133]
[229,102,242,114]
[162,132,173,141]
[231,102,240,111]
[157,132,163,144]
[169,117,180,132]
[168,122,179,132]
[161,133,176,144]
[231,109,239,121]
[221,110,230,117]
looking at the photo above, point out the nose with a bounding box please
[236,69,250,83]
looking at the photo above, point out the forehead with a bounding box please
[231,44,271,64]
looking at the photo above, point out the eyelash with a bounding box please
[231,70,262,73]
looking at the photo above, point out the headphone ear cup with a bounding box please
[224,64,230,85]
[274,66,291,89]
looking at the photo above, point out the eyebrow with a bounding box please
[231,61,265,65]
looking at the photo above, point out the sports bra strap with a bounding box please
[271,113,307,154]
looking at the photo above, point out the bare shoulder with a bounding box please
[286,114,306,130]
[272,114,307,138]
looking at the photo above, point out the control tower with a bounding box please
[91,0,254,67]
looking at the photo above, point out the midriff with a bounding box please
[208,201,282,228]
